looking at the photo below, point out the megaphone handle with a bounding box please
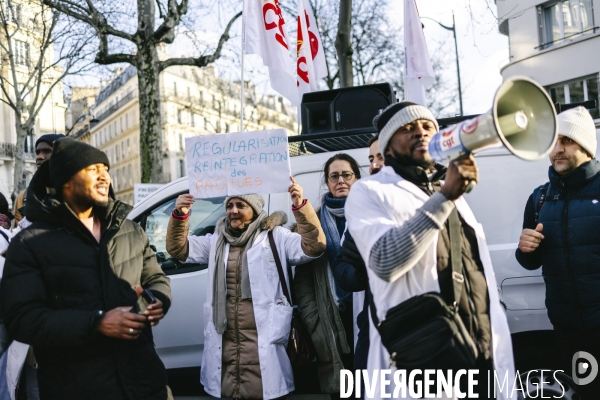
[464,181,477,193]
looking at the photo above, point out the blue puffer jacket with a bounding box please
[516,159,600,330]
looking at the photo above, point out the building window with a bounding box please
[540,0,594,48]
[173,82,178,97]
[116,144,120,161]
[14,40,29,66]
[125,114,129,130]
[547,74,600,118]
[5,2,22,25]
[177,109,183,124]
[191,113,195,128]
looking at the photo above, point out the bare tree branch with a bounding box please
[159,10,241,71]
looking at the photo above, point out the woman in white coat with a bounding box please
[166,178,326,400]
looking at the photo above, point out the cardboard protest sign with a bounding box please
[185,129,291,199]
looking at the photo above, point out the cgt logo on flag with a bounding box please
[296,0,326,97]
[296,10,319,85]
[262,0,288,49]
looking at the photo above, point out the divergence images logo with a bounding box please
[572,351,598,385]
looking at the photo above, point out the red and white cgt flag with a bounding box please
[243,0,299,105]
[296,0,327,101]
[404,0,435,106]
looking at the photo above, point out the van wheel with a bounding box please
[518,370,579,399]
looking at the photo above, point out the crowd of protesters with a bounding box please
[0,103,597,400]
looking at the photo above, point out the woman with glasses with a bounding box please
[294,153,361,399]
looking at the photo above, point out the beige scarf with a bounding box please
[212,211,267,334]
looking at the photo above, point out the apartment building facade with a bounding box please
[87,49,297,204]
[0,0,66,198]
[496,0,600,121]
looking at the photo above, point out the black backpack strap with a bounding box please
[532,182,550,224]
[448,209,464,307]
[0,230,9,244]
[369,208,464,326]
[268,230,293,305]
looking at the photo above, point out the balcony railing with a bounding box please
[96,91,136,122]
[0,143,34,159]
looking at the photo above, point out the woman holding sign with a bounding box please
[293,153,362,397]
[165,178,325,400]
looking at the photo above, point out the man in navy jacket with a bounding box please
[517,106,600,399]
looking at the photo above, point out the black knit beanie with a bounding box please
[35,133,65,148]
[49,138,110,190]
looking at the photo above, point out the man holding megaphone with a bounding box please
[345,102,514,399]
[516,106,600,399]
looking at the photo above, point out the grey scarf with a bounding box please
[212,211,267,334]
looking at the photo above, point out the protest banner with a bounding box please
[134,184,165,204]
[185,129,291,199]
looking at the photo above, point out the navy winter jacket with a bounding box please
[516,159,600,330]
[331,231,369,371]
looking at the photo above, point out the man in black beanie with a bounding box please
[13,133,65,224]
[1,138,172,400]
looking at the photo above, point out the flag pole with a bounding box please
[240,0,246,132]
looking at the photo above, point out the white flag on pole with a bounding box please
[404,0,435,106]
[296,0,327,101]
[243,0,299,106]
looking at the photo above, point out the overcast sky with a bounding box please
[399,0,509,115]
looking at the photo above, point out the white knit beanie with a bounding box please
[558,106,597,158]
[373,102,439,156]
[224,194,265,216]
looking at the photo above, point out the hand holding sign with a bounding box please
[175,194,195,216]
[288,176,304,207]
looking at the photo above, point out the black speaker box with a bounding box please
[300,83,396,136]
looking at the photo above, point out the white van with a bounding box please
[128,143,556,394]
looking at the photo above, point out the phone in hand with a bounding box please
[137,288,157,314]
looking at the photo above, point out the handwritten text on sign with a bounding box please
[186,129,291,199]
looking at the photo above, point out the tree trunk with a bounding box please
[12,123,29,201]
[136,0,163,183]
[136,49,164,183]
[336,0,353,88]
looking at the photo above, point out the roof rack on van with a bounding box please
[288,114,480,156]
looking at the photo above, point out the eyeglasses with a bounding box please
[327,172,355,183]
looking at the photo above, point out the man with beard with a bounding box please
[13,133,65,226]
[1,138,172,400]
[345,102,514,399]
[516,106,600,399]
[367,135,384,175]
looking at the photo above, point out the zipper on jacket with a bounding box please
[234,248,243,396]
[314,263,340,357]
[562,199,585,328]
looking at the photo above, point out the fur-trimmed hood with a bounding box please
[260,211,288,231]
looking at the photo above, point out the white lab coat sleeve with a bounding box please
[278,226,318,266]
[184,233,213,264]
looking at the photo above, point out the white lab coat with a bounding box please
[186,226,317,400]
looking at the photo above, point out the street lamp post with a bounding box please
[421,11,464,116]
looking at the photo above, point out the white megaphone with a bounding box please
[428,76,558,191]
